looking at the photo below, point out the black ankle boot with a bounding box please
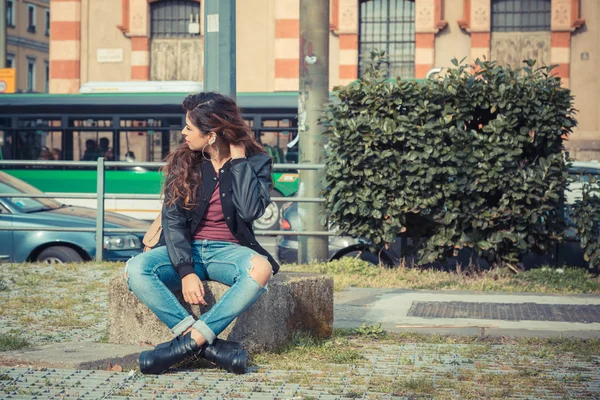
[155,337,242,351]
[139,332,199,375]
[201,340,248,374]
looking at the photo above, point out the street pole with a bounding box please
[203,0,236,98]
[297,0,329,264]
[0,0,6,68]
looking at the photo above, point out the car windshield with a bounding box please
[0,172,63,213]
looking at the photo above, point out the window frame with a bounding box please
[150,0,201,39]
[6,54,15,69]
[27,4,37,33]
[358,0,416,79]
[45,9,50,36]
[491,0,551,32]
[44,61,49,93]
[27,58,36,92]
[7,0,16,27]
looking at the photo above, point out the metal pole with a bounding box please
[0,0,6,68]
[203,0,236,98]
[297,0,329,263]
[95,157,105,261]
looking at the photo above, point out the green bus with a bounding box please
[0,91,301,230]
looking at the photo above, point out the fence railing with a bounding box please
[0,158,334,261]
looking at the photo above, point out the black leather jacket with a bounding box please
[161,153,280,279]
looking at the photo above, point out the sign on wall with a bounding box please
[0,69,16,94]
[97,49,124,63]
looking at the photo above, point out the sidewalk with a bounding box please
[1,288,600,399]
[335,288,600,339]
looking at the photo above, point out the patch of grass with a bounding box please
[251,332,364,369]
[282,259,600,294]
[354,323,386,339]
[0,333,30,351]
[513,267,600,292]
[397,377,436,394]
[98,328,110,343]
[517,337,600,359]
[48,311,89,328]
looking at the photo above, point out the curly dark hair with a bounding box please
[162,92,267,209]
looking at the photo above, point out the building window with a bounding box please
[7,0,15,27]
[359,0,415,78]
[27,58,36,92]
[491,0,551,32]
[150,0,201,38]
[28,4,36,33]
[44,61,49,93]
[6,54,15,69]
[45,9,50,36]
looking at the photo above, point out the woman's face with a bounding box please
[182,113,214,152]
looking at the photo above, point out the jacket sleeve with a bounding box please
[162,199,195,279]
[230,153,273,222]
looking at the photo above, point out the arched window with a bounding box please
[150,0,200,38]
[359,0,415,78]
[491,0,551,32]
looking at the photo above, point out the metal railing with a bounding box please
[0,158,335,261]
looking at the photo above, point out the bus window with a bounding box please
[119,117,181,162]
[258,118,298,164]
[15,118,63,161]
[0,118,12,160]
[69,118,114,161]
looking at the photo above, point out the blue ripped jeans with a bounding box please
[125,240,269,344]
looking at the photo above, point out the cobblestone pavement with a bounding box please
[0,263,117,344]
[2,263,600,398]
[2,341,600,399]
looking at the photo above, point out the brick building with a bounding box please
[48,0,598,158]
[6,0,50,92]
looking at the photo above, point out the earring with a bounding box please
[202,143,219,161]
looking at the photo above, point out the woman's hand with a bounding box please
[230,142,246,159]
[182,273,207,306]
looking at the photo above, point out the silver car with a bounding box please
[0,171,149,263]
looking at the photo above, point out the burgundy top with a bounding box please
[194,180,239,243]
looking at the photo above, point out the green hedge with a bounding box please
[571,180,600,268]
[323,52,577,267]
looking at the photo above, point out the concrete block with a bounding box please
[109,272,334,353]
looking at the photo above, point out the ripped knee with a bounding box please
[248,255,272,287]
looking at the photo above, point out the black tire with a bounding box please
[329,244,394,267]
[37,246,84,264]
[253,189,283,231]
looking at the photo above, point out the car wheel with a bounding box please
[37,246,84,264]
[330,244,394,267]
[253,190,283,231]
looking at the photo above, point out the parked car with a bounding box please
[0,171,149,263]
[277,161,600,267]
[276,201,384,265]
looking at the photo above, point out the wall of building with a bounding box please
[236,0,275,92]
[567,0,600,159]
[82,0,132,83]
[6,0,50,92]
[46,0,598,160]
[435,0,470,69]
